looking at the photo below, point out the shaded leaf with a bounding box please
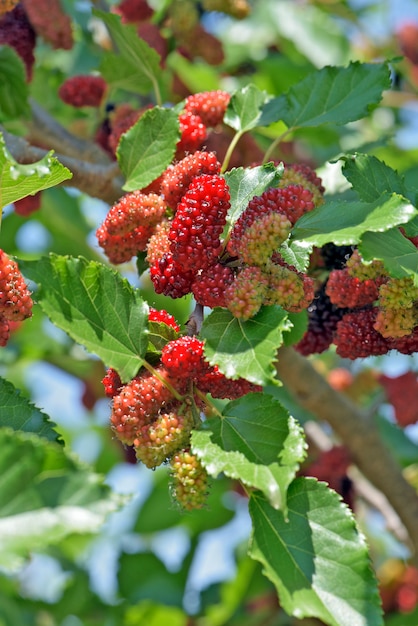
[0,46,29,121]
[118,107,179,191]
[0,377,60,443]
[259,62,391,128]
[0,429,117,572]
[191,393,306,510]
[95,10,163,97]
[249,478,383,626]
[359,229,418,283]
[292,193,417,246]
[20,254,149,382]
[340,153,407,202]
[0,134,72,209]
[201,307,290,386]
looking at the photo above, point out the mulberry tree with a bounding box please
[1,1,418,625]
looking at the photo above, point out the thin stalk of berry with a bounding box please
[193,387,224,419]
[221,129,245,173]
[262,128,293,164]
[142,360,184,401]
[185,303,205,335]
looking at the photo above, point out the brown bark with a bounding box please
[276,346,418,565]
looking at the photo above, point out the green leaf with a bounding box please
[224,84,271,132]
[191,393,306,511]
[147,320,180,353]
[340,153,407,202]
[224,162,283,227]
[249,478,383,626]
[0,134,72,209]
[359,229,418,283]
[278,239,313,272]
[201,306,290,386]
[95,10,163,98]
[259,62,391,129]
[292,193,417,247]
[118,107,179,191]
[271,2,350,67]
[0,377,60,443]
[0,429,117,572]
[124,601,188,626]
[20,254,149,382]
[0,46,29,121]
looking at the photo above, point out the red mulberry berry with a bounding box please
[228,206,292,266]
[249,185,315,227]
[104,192,166,237]
[278,162,325,206]
[149,252,194,298]
[168,174,230,272]
[0,317,10,347]
[145,220,171,266]
[161,336,205,379]
[58,75,107,108]
[160,151,221,210]
[0,4,36,81]
[184,90,231,127]
[176,111,207,158]
[22,0,73,50]
[114,0,154,23]
[170,449,209,510]
[96,223,155,264]
[13,192,42,217]
[148,307,180,332]
[225,266,268,320]
[110,366,177,445]
[196,363,262,399]
[102,368,123,398]
[387,326,418,355]
[333,308,389,359]
[326,268,379,309]
[0,250,33,322]
[191,263,235,308]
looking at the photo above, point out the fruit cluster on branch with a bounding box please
[296,244,418,359]
[103,307,261,509]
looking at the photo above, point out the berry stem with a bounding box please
[194,387,224,419]
[221,130,244,173]
[185,303,204,335]
[142,360,184,400]
[262,127,294,164]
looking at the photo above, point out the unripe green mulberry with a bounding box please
[170,450,209,510]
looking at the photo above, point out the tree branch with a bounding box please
[1,127,124,204]
[28,99,112,165]
[275,346,418,566]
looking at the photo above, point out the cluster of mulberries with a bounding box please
[0,250,33,346]
[97,91,322,324]
[103,307,261,509]
[296,240,418,358]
